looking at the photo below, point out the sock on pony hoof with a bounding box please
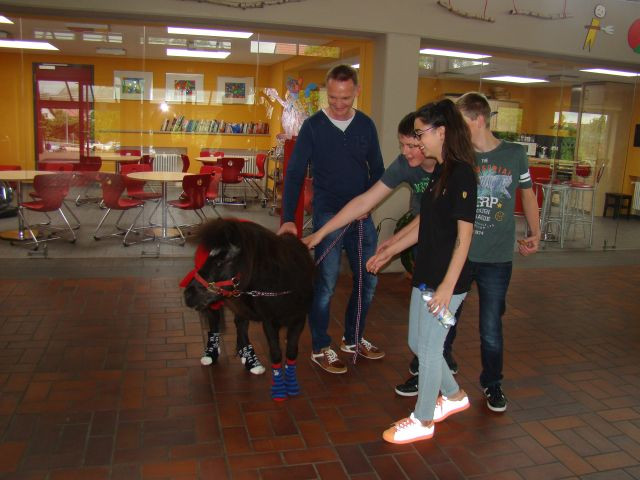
[271,363,287,401]
[201,332,220,366]
[284,359,300,396]
[239,345,266,375]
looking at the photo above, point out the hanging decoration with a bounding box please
[176,0,305,9]
[583,4,615,51]
[509,0,571,19]
[263,77,319,137]
[628,18,640,54]
[436,0,495,23]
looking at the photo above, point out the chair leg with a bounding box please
[16,208,40,246]
[123,206,147,246]
[166,207,186,246]
[57,208,77,243]
[62,199,81,229]
[93,208,112,239]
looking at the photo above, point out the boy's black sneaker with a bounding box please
[444,352,458,375]
[409,355,419,376]
[484,384,507,412]
[395,375,419,397]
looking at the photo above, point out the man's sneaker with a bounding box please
[409,355,419,376]
[484,384,507,412]
[444,352,458,375]
[383,413,434,444]
[201,332,220,366]
[340,337,385,360]
[395,375,419,397]
[311,347,347,374]
[433,392,470,422]
[238,345,266,375]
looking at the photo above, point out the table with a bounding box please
[99,154,144,173]
[126,171,192,241]
[0,170,54,241]
[195,156,220,166]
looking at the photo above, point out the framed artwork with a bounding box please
[114,70,153,101]
[165,73,205,103]
[217,76,254,104]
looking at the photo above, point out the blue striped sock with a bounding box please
[284,360,300,396]
[271,363,286,401]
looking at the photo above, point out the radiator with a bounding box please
[153,154,183,172]
[633,182,640,214]
[239,155,257,175]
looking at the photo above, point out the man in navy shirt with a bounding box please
[278,65,385,374]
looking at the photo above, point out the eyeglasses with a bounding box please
[413,126,435,139]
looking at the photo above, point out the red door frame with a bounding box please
[32,63,94,165]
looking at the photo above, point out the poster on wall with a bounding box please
[217,76,254,104]
[165,73,205,104]
[114,71,153,101]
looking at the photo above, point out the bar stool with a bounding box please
[563,163,604,246]
[537,181,570,248]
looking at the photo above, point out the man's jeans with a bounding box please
[309,212,378,352]
[470,261,513,388]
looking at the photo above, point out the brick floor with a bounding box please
[0,259,639,479]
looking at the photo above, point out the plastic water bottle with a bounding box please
[418,284,457,329]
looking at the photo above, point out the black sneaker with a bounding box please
[395,375,419,397]
[409,355,419,376]
[444,352,458,375]
[201,332,220,366]
[484,384,508,412]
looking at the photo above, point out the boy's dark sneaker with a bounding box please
[409,355,419,376]
[484,384,507,412]
[395,375,419,397]
[444,352,458,375]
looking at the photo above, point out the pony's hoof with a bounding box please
[200,355,215,366]
[272,394,287,402]
[250,365,266,375]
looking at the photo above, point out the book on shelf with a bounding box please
[159,117,269,134]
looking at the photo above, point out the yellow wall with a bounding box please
[624,94,640,194]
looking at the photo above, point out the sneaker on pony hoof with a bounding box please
[239,345,266,375]
[201,332,220,366]
[383,413,434,444]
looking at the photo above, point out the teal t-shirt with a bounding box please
[380,154,432,215]
[469,141,532,263]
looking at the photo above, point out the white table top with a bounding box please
[99,154,144,162]
[0,170,55,181]
[126,171,192,182]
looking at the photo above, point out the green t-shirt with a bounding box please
[380,154,432,215]
[469,141,532,263]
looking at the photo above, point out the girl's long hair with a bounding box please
[415,99,477,197]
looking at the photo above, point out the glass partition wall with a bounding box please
[416,46,639,251]
[0,13,368,257]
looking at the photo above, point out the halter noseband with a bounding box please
[193,271,242,297]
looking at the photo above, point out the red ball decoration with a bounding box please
[628,18,640,53]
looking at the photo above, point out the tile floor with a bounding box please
[1,185,640,479]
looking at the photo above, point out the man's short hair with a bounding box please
[456,92,491,127]
[326,64,359,86]
[397,112,416,136]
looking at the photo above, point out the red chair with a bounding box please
[17,173,76,249]
[93,173,146,246]
[32,163,80,228]
[116,149,141,169]
[180,154,190,173]
[218,157,246,207]
[241,153,268,206]
[121,163,162,219]
[168,173,211,243]
[199,165,223,218]
[140,154,154,167]
[73,156,103,205]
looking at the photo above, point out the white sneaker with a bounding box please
[382,413,434,444]
[433,393,470,423]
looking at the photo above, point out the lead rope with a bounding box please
[313,219,365,364]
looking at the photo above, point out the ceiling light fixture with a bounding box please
[482,75,548,84]
[167,26,252,38]
[97,47,126,55]
[0,15,13,24]
[580,68,639,77]
[351,63,360,69]
[166,48,230,59]
[420,48,491,59]
[0,40,58,51]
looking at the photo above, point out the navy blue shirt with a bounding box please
[282,110,384,222]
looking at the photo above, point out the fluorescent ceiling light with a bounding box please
[167,26,252,39]
[580,68,639,77]
[483,75,548,84]
[352,63,360,69]
[420,48,491,59]
[97,47,126,55]
[250,40,296,55]
[34,30,75,41]
[0,15,13,24]
[166,48,230,59]
[0,40,59,51]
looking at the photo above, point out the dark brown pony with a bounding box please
[183,219,314,401]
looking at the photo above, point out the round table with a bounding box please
[195,156,221,166]
[126,171,192,240]
[0,170,54,241]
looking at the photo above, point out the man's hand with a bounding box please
[302,232,320,249]
[518,232,540,256]
[277,222,298,236]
